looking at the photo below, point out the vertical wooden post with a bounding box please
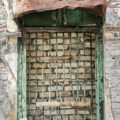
[96,28,104,120]
[22,32,27,119]
[18,37,22,119]
[18,32,27,120]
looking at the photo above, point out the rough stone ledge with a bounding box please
[0,32,22,37]
[104,27,120,31]
[104,38,120,41]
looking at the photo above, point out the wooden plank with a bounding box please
[21,32,27,118]
[96,29,104,120]
[18,37,23,120]
[23,27,98,32]
[36,101,91,108]
[36,56,95,62]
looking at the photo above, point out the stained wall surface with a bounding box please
[0,1,17,120]
[0,0,119,120]
[13,0,107,17]
[104,0,120,120]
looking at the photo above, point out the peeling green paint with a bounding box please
[18,37,27,120]
[20,9,103,27]
[65,9,102,26]
[58,9,63,26]
[18,9,104,120]
[23,10,57,27]
[18,37,22,120]
[96,28,104,120]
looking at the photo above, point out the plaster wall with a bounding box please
[0,0,18,120]
[104,0,120,120]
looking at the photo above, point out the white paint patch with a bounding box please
[20,118,27,120]
[2,0,18,32]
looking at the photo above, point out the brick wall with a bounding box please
[26,32,96,120]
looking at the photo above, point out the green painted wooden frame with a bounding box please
[18,33,27,120]
[17,28,104,120]
[17,9,104,119]
[96,28,104,120]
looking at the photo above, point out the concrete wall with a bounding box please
[0,0,120,120]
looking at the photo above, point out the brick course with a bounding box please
[26,32,96,119]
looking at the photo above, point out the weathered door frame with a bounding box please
[17,27,104,120]
[18,34,27,120]
[96,29,104,120]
